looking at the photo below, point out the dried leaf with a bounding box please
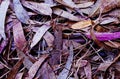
[82,0,120,16]
[107,9,120,18]
[13,0,30,24]
[44,0,54,5]
[0,63,4,69]
[97,62,112,71]
[0,0,10,39]
[58,43,73,79]
[55,0,74,8]
[17,49,33,69]
[100,17,119,25]
[25,54,48,79]
[30,24,51,48]
[104,41,120,48]
[23,1,52,16]
[13,19,27,52]
[75,60,88,68]
[6,58,24,79]
[113,62,120,72]
[56,0,93,8]
[0,40,7,54]
[84,62,92,79]
[80,0,101,16]
[100,0,120,15]
[53,8,80,21]
[43,32,54,47]
[76,2,94,8]
[71,20,92,29]
[36,62,56,79]
[63,0,76,8]
[15,73,23,79]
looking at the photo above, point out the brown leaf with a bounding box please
[25,54,48,79]
[23,1,52,16]
[0,0,10,39]
[6,58,24,79]
[71,20,92,29]
[13,0,30,24]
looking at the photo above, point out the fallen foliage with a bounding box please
[0,0,120,79]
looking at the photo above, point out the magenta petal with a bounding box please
[85,32,120,41]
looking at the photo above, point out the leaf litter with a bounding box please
[0,0,120,79]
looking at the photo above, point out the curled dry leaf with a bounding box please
[25,54,48,79]
[86,32,120,41]
[71,20,92,29]
[0,0,10,39]
[58,43,73,79]
[30,24,51,48]
[23,1,52,16]
[13,0,30,24]
[53,8,80,21]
